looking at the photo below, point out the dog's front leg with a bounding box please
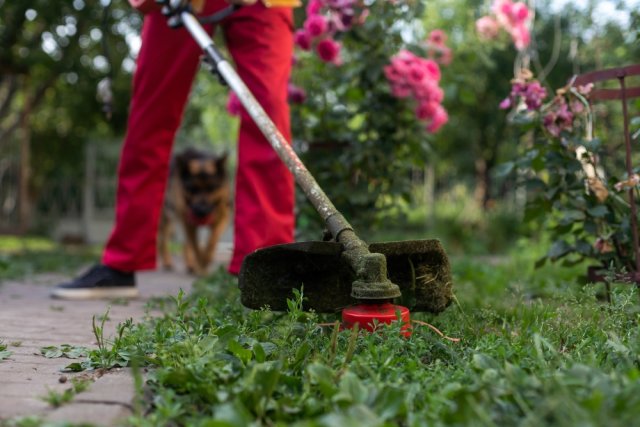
[202,213,230,270]
[183,225,203,275]
[158,214,174,271]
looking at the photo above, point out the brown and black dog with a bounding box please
[159,148,231,275]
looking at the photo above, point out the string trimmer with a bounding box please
[153,0,454,328]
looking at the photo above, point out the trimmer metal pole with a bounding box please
[180,11,400,300]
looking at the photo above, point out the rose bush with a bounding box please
[475,0,640,278]
[498,69,640,278]
[287,0,451,233]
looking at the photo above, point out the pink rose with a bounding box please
[316,38,342,64]
[511,2,530,24]
[304,14,329,38]
[499,97,512,109]
[287,83,306,104]
[511,24,530,51]
[414,80,443,103]
[395,49,418,66]
[415,101,438,120]
[420,59,441,81]
[390,83,412,98]
[476,16,499,39]
[383,64,405,84]
[306,0,323,15]
[226,92,242,116]
[426,105,448,133]
[294,29,312,51]
[427,29,447,46]
[389,56,411,77]
[407,63,428,86]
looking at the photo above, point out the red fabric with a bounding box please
[102,1,295,274]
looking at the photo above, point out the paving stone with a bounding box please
[45,402,133,425]
[0,251,211,425]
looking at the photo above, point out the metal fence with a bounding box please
[0,139,121,243]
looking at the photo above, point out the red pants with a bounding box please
[102,1,295,274]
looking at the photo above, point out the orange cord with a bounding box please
[411,320,460,342]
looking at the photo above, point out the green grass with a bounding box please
[0,236,99,282]
[54,240,638,427]
[364,189,528,256]
[3,229,639,426]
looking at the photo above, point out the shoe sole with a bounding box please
[50,287,139,300]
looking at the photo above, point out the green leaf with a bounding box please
[333,372,368,405]
[560,210,585,225]
[582,137,602,152]
[63,362,87,372]
[547,240,572,260]
[253,343,266,363]
[495,161,515,178]
[372,386,407,420]
[587,205,609,218]
[41,346,63,358]
[307,363,337,398]
[228,340,252,366]
[534,256,548,269]
[575,240,593,256]
[584,219,598,234]
[206,401,253,427]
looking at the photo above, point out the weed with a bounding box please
[42,377,91,408]
[0,416,44,427]
[40,344,88,359]
[0,339,12,361]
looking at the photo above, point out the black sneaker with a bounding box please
[51,264,138,300]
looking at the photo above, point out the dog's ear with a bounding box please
[174,152,187,175]
[216,152,229,173]
[174,149,195,176]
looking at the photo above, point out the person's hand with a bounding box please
[225,0,258,5]
[191,0,206,12]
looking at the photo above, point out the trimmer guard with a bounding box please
[238,240,453,313]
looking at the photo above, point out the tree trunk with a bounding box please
[18,77,31,233]
[474,157,492,209]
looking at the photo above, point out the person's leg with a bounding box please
[52,7,221,299]
[102,10,214,272]
[223,5,296,274]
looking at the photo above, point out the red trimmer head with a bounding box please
[342,303,411,337]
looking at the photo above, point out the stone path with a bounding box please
[0,243,232,426]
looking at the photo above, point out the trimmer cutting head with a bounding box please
[238,239,453,313]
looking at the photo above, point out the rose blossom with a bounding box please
[511,24,530,51]
[226,92,242,116]
[306,0,323,15]
[427,29,447,46]
[287,83,306,104]
[427,105,449,133]
[385,48,448,133]
[543,99,573,137]
[416,101,438,120]
[294,29,312,51]
[476,16,500,39]
[304,14,329,38]
[478,0,531,50]
[316,38,342,64]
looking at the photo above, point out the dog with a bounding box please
[159,148,231,275]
